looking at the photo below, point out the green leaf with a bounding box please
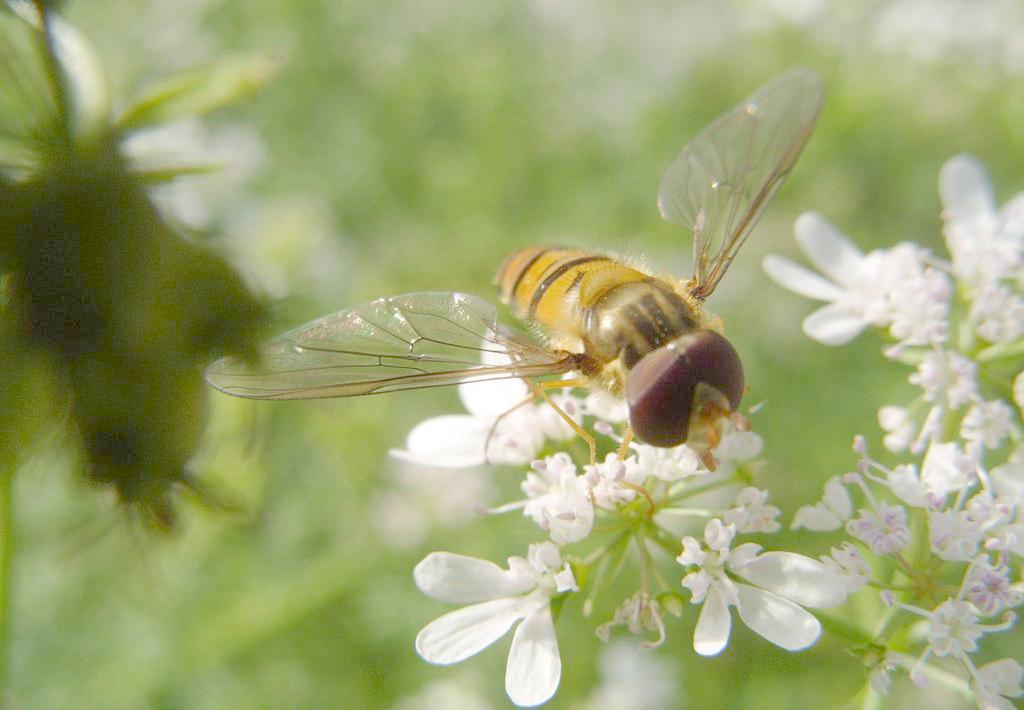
[116,55,280,131]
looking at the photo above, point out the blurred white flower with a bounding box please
[676,518,846,656]
[964,556,1023,616]
[393,676,493,710]
[960,400,1015,460]
[868,650,898,695]
[929,510,983,562]
[926,599,986,657]
[122,118,265,230]
[414,542,576,707]
[970,282,1024,343]
[866,441,975,510]
[909,349,978,411]
[370,462,496,550]
[763,214,949,348]
[792,475,852,531]
[763,213,894,345]
[939,154,1024,288]
[583,641,679,710]
[879,405,915,453]
[391,366,582,468]
[971,658,1024,710]
[846,501,911,555]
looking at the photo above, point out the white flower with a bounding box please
[927,599,985,657]
[821,542,870,593]
[971,658,1024,710]
[919,441,976,506]
[762,213,896,345]
[635,443,703,482]
[522,453,594,544]
[584,391,629,424]
[965,489,1024,557]
[391,375,540,468]
[991,461,1024,501]
[909,349,978,411]
[713,429,765,466]
[1014,371,1024,414]
[584,642,678,710]
[960,400,1015,459]
[873,441,974,510]
[723,487,781,533]
[846,502,912,555]
[929,510,983,562]
[964,557,1023,616]
[676,518,846,656]
[584,453,647,510]
[763,213,948,347]
[970,282,1024,343]
[414,542,575,707]
[939,154,1024,288]
[879,405,915,453]
[792,475,852,531]
[883,242,951,349]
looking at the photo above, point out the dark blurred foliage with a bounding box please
[0,3,267,529]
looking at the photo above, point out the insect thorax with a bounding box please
[580,278,699,373]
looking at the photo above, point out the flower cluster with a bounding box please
[399,359,846,705]
[775,155,1023,708]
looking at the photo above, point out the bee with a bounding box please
[206,68,823,466]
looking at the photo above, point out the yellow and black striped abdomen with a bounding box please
[495,246,648,336]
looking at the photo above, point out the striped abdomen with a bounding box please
[495,246,700,383]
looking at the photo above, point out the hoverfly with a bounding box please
[206,68,823,466]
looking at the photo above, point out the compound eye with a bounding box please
[626,331,744,447]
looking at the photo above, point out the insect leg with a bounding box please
[528,380,596,466]
[483,392,538,466]
[616,426,634,460]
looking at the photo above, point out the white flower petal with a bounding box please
[822,475,853,519]
[978,658,1024,698]
[414,552,535,603]
[999,192,1024,242]
[762,254,846,301]
[693,585,732,657]
[791,504,844,531]
[940,154,996,225]
[459,377,529,419]
[415,597,528,665]
[505,606,561,707]
[802,303,869,345]
[391,415,491,468]
[734,583,822,651]
[730,551,847,608]
[794,212,864,286]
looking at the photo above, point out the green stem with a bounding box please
[0,462,13,697]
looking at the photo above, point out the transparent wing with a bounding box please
[658,68,824,300]
[205,292,577,400]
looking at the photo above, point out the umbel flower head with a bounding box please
[413,542,576,707]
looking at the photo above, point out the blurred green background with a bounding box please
[5,0,1024,708]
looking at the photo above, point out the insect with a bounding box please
[206,68,823,467]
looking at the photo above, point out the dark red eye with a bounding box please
[626,331,744,447]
